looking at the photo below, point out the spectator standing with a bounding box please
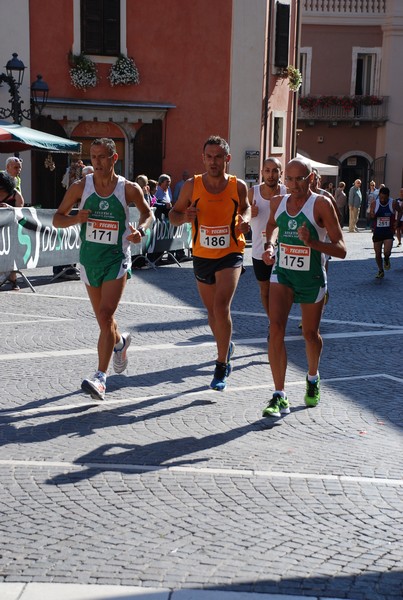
[155,174,172,220]
[348,179,362,232]
[0,171,24,291]
[173,170,190,204]
[169,135,250,391]
[5,156,24,201]
[334,181,347,227]
[148,179,157,206]
[55,156,86,280]
[135,175,152,205]
[366,180,379,228]
[395,187,403,246]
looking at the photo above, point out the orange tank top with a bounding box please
[191,174,246,259]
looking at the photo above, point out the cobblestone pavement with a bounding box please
[0,229,402,600]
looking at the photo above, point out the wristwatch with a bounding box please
[137,226,146,237]
[264,241,274,251]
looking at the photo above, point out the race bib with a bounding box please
[86,219,119,245]
[278,243,310,271]
[200,225,230,248]
[377,216,390,228]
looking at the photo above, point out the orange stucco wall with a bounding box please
[29,0,233,185]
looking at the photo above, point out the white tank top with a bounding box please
[250,183,287,260]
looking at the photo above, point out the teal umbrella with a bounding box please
[0,120,81,153]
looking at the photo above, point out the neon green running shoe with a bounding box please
[262,393,290,418]
[304,375,320,407]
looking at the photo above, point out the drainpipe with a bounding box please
[262,1,273,162]
[291,0,302,158]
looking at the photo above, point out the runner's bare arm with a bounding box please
[52,179,89,228]
[236,179,251,233]
[169,179,196,225]
[125,181,153,230]
[300,196,346,259]
[261,196,281,264]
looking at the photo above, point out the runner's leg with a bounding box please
[268,282,294,391]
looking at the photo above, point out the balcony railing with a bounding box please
[297,95,388,123]
[303,1,385,13]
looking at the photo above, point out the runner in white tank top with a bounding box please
[247,157,286,328]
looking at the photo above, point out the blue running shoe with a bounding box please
[210,361,230,392]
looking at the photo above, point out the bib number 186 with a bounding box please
[200,225,230,248]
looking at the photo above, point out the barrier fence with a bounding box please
[0,207,192,276]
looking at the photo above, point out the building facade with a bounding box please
[0,0,299,208]
[298,0,403,206]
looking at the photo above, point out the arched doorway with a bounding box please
[340,155,370,219]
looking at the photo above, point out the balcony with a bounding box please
[297,95,388,124]
[303,0,385,11]
[302,1,386,24]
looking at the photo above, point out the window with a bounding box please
[81,0,120,56]
[274,1,290,68]
[271,111,285,153]
[351,47,381,96]
[299,48,312,97]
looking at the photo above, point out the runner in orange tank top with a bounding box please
[169,135,250,391]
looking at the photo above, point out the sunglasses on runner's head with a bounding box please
[284,173,311,183]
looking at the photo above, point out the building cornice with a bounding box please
[42,98,176,125]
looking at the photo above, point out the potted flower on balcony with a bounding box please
[69,52,98,90]
[279,65,302,92]
[298,96,318,111]
[108,54,140,86]
[360,95,383,106]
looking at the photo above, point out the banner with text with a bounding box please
[0,208,192,272]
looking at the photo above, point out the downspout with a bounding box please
[291,0,302,158]
[262,1,273,161]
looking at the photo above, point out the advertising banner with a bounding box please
[0,208,192,272]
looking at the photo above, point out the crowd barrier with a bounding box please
[0,207,192,291]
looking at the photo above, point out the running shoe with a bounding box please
[375,270,384,279]
[210,361,230,392]
[262,393,290,418]
[113,332,131,374]
[81,374,106,401]
[384,257,391,270]
[304,375,320,407]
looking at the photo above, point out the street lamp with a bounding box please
[0,53,49,124]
